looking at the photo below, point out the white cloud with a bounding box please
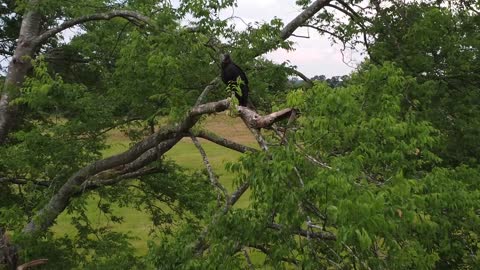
[221,0,365,77]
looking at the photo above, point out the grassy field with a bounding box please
[53,114,257,254]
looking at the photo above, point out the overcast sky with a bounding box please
[218,0,365,77]
[1,1,364,78]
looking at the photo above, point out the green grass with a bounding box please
[52,115,255,254]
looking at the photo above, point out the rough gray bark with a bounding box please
[0,0,42,144]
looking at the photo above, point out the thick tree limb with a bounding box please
[280,0,332,40]
[34,10,153,45]
[23,99,230,234]
[114,138,179,175]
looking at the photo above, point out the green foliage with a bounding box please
[149,64,480,269]
[367,3,480,166]
[2,0,480,269]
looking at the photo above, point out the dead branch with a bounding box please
[190,134,228,201]
[238,107,296,129]
[190,130,257,153]
[194,78,221,106]
[285,67,314,87]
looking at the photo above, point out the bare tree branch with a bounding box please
[0,1,42,145]
[285,67,314,87]
[194,78,221,106]
[300,24,346,43]
[190,134,228,200]
[326,2,374,61]
[189,130,257,153]
[34,10,153,45]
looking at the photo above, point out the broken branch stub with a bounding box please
[237,106,296,129]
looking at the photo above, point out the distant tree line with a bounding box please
[289,74,349,88]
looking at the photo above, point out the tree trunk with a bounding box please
[0,2,42,267]
[0,1,42,144]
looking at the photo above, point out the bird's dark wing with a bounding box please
[221,64,237,84]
